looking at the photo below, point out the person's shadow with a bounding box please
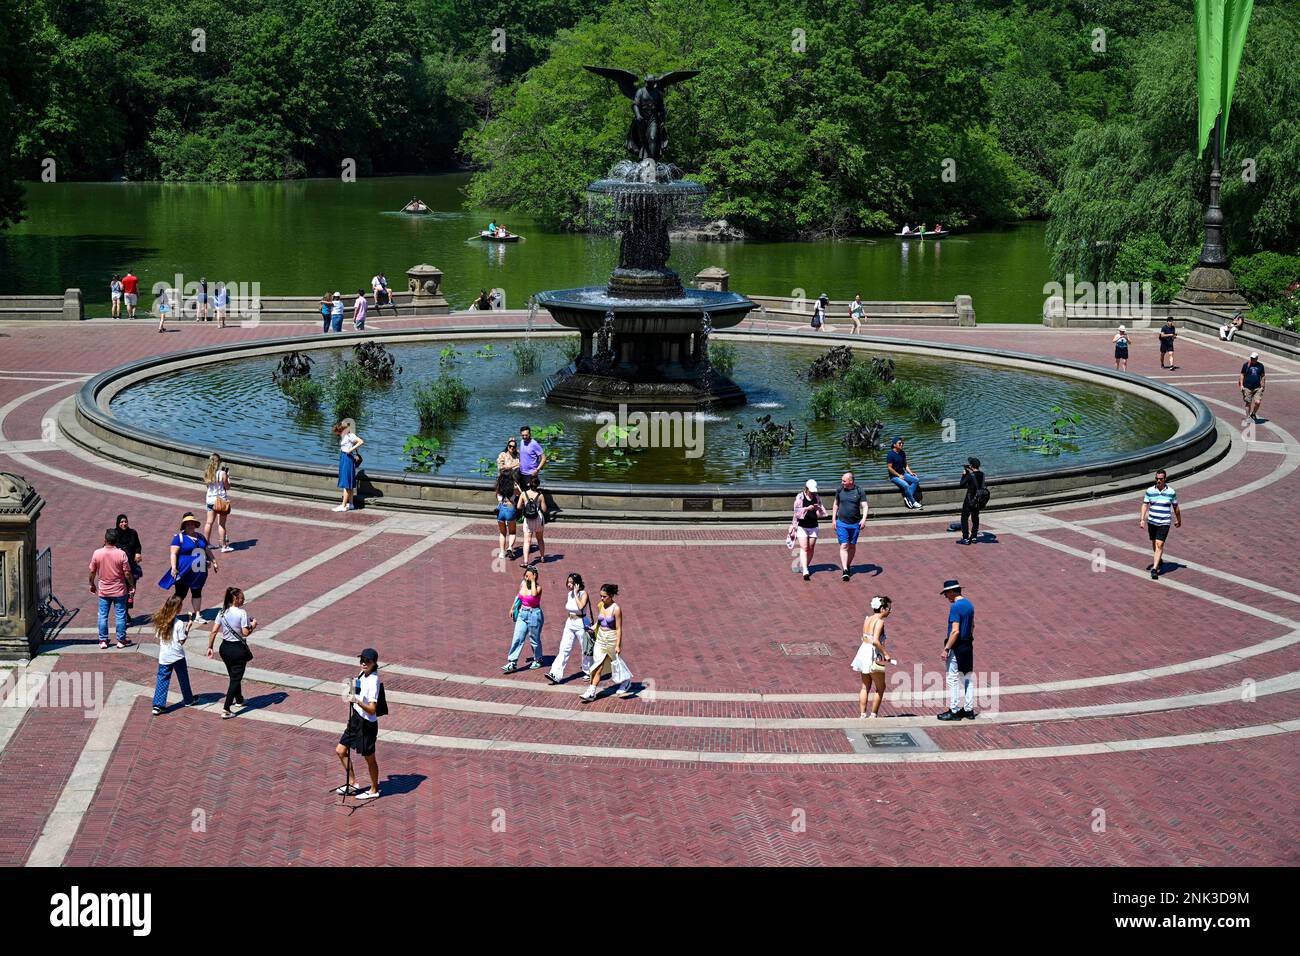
[379,774,425,796]
[234,691,288,713]
[1153,561,1186,576]
[849,562,883,576]
[225,539,258,552]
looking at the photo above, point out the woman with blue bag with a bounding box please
[159,512,218,616]
[502,565,544,674]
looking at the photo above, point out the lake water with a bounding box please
[109,339,1176,485]
[2,175,1053,320]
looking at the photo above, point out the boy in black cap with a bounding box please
[937,580,976,720]
[335,648,383,799]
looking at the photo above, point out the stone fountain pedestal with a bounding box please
[0,474,47,660]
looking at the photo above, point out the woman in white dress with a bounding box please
[202,453,233,552]
[851,595,896,718]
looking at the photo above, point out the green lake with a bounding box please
[1,174,1052,319]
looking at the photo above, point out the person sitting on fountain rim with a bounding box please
[886,436,923,510]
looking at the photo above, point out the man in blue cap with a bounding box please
[937,580,976,720]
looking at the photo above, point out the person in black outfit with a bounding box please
[114,514,144,608]
[958,457,986,545]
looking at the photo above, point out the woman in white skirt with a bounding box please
[581,583,633,701]
[546,572,594,684]
[851,595,896,718]
[202,453,233,552]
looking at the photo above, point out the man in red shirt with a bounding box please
[89,529,135,649]
[121,271,139,318]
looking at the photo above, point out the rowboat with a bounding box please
[400,198,431,214]
[479,230,521,242]
[895,229,949,240]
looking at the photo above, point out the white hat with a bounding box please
[805,479,819,493]
[1118,325,1126,331]
[333,291,342,298]
[1249,352,1259,359]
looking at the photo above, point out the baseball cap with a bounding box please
[359,648,378,663]
[1249,352,1259,359]
[805,479,819,493]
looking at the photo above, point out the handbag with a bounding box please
[582,627,596,658]
[211,497,231,515]
[611,655,633,684]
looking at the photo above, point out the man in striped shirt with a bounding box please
[1139,469,1181,579]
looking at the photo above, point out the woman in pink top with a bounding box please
[502,565,544,673]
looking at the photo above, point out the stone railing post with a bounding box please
[63,289,84,321]
[0,473,47,660]
[954,294,975,326]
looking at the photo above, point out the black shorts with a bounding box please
[174,581,203,599]
[1160,342,1173,353]
[340,710,378,756]
[1147,523,1170,542]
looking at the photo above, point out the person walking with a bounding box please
[547,572,595,684]
[335,647,383,800]
[502,565,544,673]
[352,288,368,331]
[789,479,828,581]
[517,425,547,484]
[214,281,229,327]
[937,579,976,720]
[886,436,923,510]
[122,270,139,318]
[110,275,123,318]
[580,584,633,701]
[114,513,143,610]
[957,457,988,545]
[1159,318,1178,370]
[1139,468,1181,579]
[831,471,868,581]
[90,529,135,650]
[850,595,895,718]
[1239,352,1266,422]
[155,285,173,333]
[150,595,198,715]
[516,475,547,564]
[330,292,345,333]
[207,586,257,719]
[495,471,520,559]
[811,293,828,331]
[1112,325,1130,371]
[334,419,364,512]
[161,512,218,617]
[848,293,865,334]
[202,453,233,552]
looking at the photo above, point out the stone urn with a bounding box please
[0,473,47,660]
[404,264,450,315]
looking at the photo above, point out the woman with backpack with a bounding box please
[206,586,258,719]
[516,474,547,565]
[958,457,988,545]
[789,479,829,581]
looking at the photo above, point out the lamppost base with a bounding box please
[1174,265,1250,311]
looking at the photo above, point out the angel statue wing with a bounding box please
[651,69,700,88]
[583,66,640,99]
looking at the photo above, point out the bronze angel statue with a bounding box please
[583,66,700,162]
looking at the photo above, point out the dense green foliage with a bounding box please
[1047,3,1300,282]
[6,0,600,186]
[328,361,370,418]
[1233,252,1300,331]
[413,374,471,431]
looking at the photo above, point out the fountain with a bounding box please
[536,66,752,410]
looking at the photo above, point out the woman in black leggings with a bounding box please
[206,586,258,718]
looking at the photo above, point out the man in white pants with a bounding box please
[546,573,595,684]
[937,579,976,720]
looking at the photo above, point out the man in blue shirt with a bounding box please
[1239,352,1266,422]
[937,579,976,720]
[518,425,547,482]
[886,436,922,510]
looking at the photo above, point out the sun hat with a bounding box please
[939,579,962,594]
[179,512,200,529]
[805,479,819,493]
[1118,324,1126,331]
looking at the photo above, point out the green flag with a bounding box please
[1195,0,1255,157]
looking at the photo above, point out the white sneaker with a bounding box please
[220,546,234,553]
[354,789,380,801]
[331,504,347,512]
[913,503,924,511]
